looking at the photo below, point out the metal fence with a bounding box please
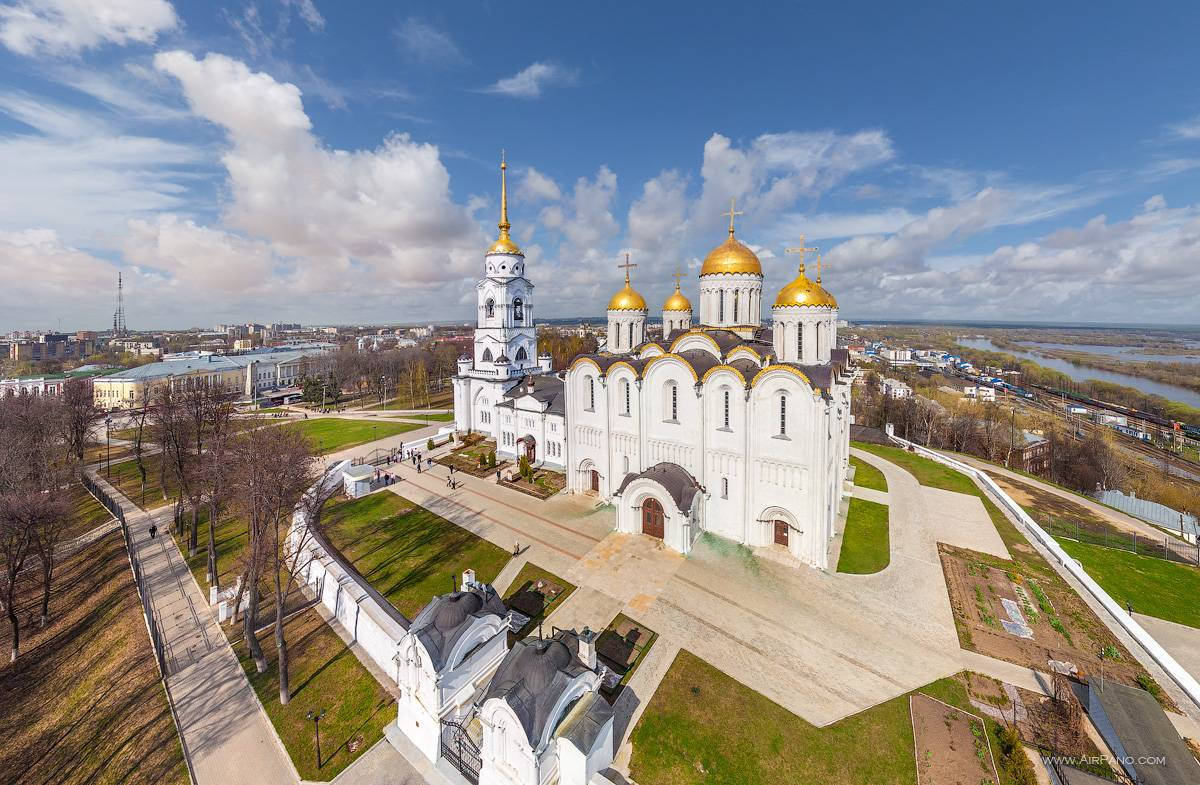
[1044,518,1200,566]
[1095,488,1197,540]
[81,474,168,675]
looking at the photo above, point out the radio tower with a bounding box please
[113,272,127,337]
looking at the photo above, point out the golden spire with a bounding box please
[815,252,824,283]
[723,197,743,238]
[488,150,523,255]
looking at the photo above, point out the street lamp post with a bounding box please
[105,415,113,478]
[306,709,327,768]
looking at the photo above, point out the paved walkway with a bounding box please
[87,470,300,785]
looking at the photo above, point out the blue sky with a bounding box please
[2,0,1199,330]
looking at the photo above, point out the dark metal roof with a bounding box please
[482,629,590,745]
[614,462,702,513]
[1088,678,1200,785]
[502,374,567,416]
[411,585,507,671]
[555,691,614,751]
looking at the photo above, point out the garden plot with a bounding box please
[940,545,1166,706]
[910,694,998,785]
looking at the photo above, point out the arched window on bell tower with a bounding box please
[515,346,527,362]
[482,348,493,362]
[485,299,495,319]
[513,297,524,323]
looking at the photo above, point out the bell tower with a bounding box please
[473,153,538,378]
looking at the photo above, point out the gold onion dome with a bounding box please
[774,263,838,309]
[663,283,692,312]
[609,256,647,310]
[487,155,523,256]
[700,198,762,276]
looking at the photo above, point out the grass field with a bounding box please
[288,418,422,455]
[849,455,888,492]
[235,608,393,780]
[399,411,455,423]
[323,492,511,618]
[852,441,980,496]
[107,453,173,507]
[66,482,115,540]
[0,533,188,785]
[630,651,1011,785]
[364,389,454,411]
[836,498,890,574]
[1057,538,1200,628]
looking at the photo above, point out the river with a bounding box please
[1017,341,1200,364]
[956,338,1200,409]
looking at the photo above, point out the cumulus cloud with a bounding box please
[518,166,562,203]
[483,62,576,99]
[154,50,483,284]
[0,0,177,56]
[693,130,895,236]
[395,18,465,66]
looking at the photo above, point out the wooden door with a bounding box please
[773,520,789,546]
[590,470,600,492]
[642,498,665,540]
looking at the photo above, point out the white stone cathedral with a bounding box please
[453,163,852,570]
[564,204,853,569]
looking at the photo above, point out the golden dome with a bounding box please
[609,255,647,311]
[663,274,692,312]
[487,155,523,256]
[773,264,838,309]
[700,199,762,276]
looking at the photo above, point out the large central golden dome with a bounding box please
[774,264,838,309]
[700,235,763,276]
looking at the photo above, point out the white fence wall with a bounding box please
[885,436,1200,711]
[291,460,408,684]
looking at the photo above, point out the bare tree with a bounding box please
[202,388,238,588]
[60,377,104,464]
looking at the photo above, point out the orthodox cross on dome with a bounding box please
[671,268,685,291]
[723,197,744,237]
[618,253,637,284]
[785,234,819,274]
[815,252,828,283]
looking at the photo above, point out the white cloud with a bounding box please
[154,50,482,285]
[285,0,324,32]
[539,166,618,259]
[694,130,895,237]
[517,166,562,203]
[1168,115,1200,141]
[395,18,465,65]
[0,0,177,56]
[483,62,576,99]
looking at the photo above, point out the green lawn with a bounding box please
[837,498,890,574]
[323,492,511,618]
[630,651,1014,785]
[852,441,979,496]
[66,482,115,539]
[400,411,455,423]
[107,453,173,507]
[235,608,393,780]
[1057,538,1200,628]
[849,455,888,492]
[288,418,423,455]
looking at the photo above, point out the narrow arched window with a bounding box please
[797,322,804,359]
[733,290,740,322]
[516,346,528,362]
[718,289,725,322]
[815,322,822,358]
[485,299,495,318]
[723,389,730,429]
[666,382,678,421]
[623,455,629,473]
[721,477,728,498]
[779,394,788,436]
[513,298,524,322]
[627,322,634,348]
[587,377,595,410]
[482,348,493,362]
[622,379,630,415]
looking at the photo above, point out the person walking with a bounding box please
[495,469,501,483]
[149,523,158,539]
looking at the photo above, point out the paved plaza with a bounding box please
[350,442,1012,732]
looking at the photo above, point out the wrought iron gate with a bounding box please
[440,720,482,784]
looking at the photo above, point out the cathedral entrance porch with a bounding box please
[518,434,536,463]
[641,498,665,539]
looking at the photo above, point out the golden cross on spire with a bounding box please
[815,252,827,284]
[671,268,685,290]
[785,234,819,273]
[723,197,743,237]
[617,253,637,283]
